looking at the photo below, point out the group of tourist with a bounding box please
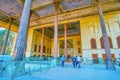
[61,55,120,68]
[72,55,81,68]
[61,55,81,68]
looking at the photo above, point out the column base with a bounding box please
[106,60,116,70]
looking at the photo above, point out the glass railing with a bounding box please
[0,58,61,80]
[0,56,119,80]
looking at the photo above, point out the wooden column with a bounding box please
[1,18,13,55]
[53,1,59,58]
[40,27,44,58]
[64,23,67,57]
[14,0,32,61]
[96,0,115,70]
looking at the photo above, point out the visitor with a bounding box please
[61,55,65,67]
[118,54,120,67]
[76,55,78,66]
[76,55,81,68]
[72,55,77,68]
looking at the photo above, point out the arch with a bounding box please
[60,40,73,48]
[78,47,81,53]
[34,44,37,52]
[50,48,51,54]
[100,37,104,49]
[116,36,120,48]
[43,46,46,53]
[90,38,97,49]
[47,48,49,53]
[38,45,41,52]
[108,37,113,48]
[100,36,113,49]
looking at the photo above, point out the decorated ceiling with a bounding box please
[0,0,120,37]
[0,0,119,25]
[37,21,80,38]
[0,0,92,18]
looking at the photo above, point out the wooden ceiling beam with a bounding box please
[31,0,65,11]
[31,1,53,11]
[59,3,64,13]
[0,10,10,18]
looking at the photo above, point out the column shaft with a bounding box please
[40,27,44,57]
[64,23,67,57]
[14,0,32,61]
[53,1,59,58]
[1,18,12,55]
[96,0,115,69]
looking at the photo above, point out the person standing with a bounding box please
[61,55,65,67]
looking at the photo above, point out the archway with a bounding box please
[59,39,74,57]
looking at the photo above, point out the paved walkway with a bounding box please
[14,64,120,80]
[1,64,120,80]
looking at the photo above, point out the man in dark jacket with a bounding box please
[72,56,77,68]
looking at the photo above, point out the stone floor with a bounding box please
[1,63,120,80]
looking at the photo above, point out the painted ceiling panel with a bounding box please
[36,5,55,17]
[32,0,53,9]
[61,0,92,11]
[0,0,118,27]
[0,0,23,16]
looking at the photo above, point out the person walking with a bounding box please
[76,55,81,68]
[72,55,77,68]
